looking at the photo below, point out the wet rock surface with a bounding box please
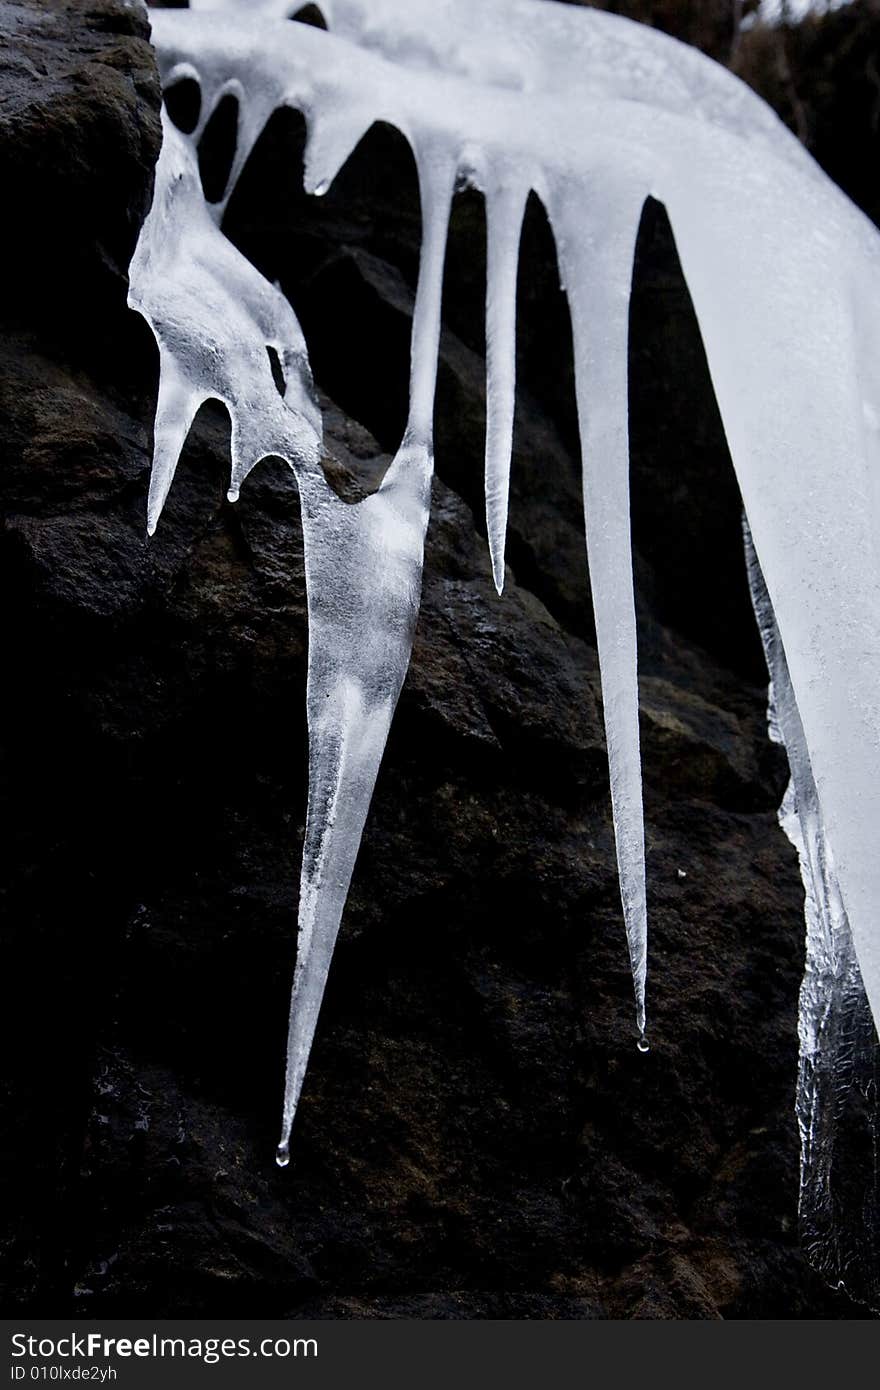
[0,0,875,1317]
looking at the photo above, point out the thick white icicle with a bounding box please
[277,153,455,1160]
[278,471,427,1163]
[553,177,649,1035]
[484,182,526,594]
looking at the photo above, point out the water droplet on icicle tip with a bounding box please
[227,487,240,504]
[313,179,330,197]
[275,1142,290,1169]
[636,1035,650,1054]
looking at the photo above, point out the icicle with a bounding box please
[303,107,374,199]
[405,149,456,441]
[129,110,322,515]
[276,150,455,1158]
[552,177,648,1036]
[745,520,879,1312]
[484,182,526,593]
[135,3,880,1290]
[147,353,206,535]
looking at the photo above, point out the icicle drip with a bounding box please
[277,153,455,1159]
[745,523,880,1312]
[554,177,649,1035]
[484,181,526,593]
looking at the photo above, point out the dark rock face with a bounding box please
[0,0,872,1318]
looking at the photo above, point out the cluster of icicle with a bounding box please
[129,0,879,1304]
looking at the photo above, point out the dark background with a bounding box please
[1,0,879,1317]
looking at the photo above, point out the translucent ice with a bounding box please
[746,522,879,1310]
[130,104,444,1159]
[131,0,880,1294]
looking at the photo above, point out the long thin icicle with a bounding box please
[554,177,648,1035]
[484,181,526,594]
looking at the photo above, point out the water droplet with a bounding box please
[313,178,330,197]
[227,487,240,504]
[637,1037,650,1054]
[275,1142,290,1169]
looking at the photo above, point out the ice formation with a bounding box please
[130,0,879,1299]
[746,522,879,1306]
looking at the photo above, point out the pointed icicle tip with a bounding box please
[147,495,165,537]
[303,109,363,200]
[636,998,647,1038]
[491,553,506,596]
[275,1140,290,1169]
